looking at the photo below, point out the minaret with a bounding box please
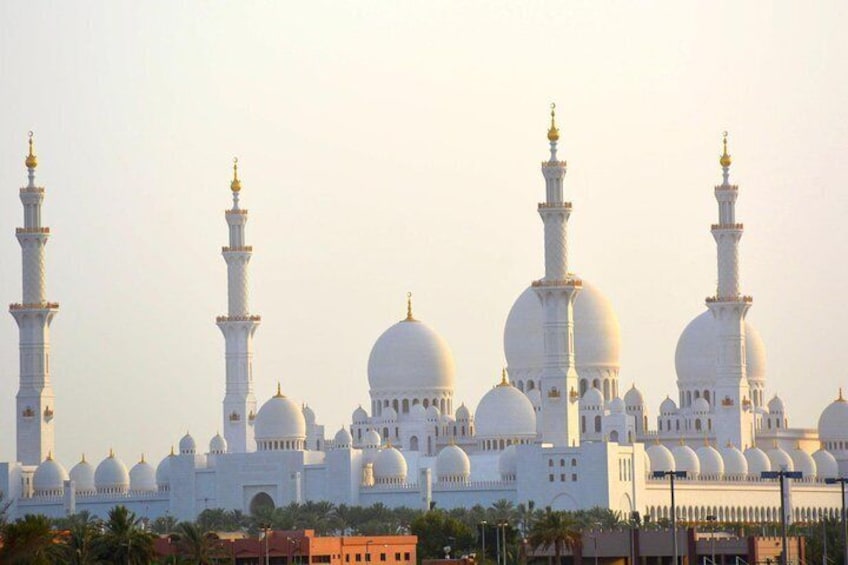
[707,133,755,449]
[532,105,582,447]
[10,132,59,465]
[216,158,260,453]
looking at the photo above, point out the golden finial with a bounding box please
[25,131,38,169]
[719,131,732,168]
[499,368,509,387]
[46,451,53,461]
[230,157,242,192]
[678,438,685,446]
[109,448,114,458]
[81,453,86,463]
[547,103,560,142]
[275,382,284,398]
[772,439,778,448]
[170,445,175,456]
[405,292,415,321]
[140,453,145,463]
[386,439,392,448]
[726,440,733,448]
[839,387,844,402]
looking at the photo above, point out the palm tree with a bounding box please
[172,521,224,564]
[527,509,581,565]
[58,511,102,564]
[0,513,65,564]
[94,505,155,565]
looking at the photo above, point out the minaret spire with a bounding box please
[217,157,260,453]
[533,104,581,447]
[707,131,755,448]
[11,131,59,465]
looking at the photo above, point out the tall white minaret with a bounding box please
[707,133,755,449]
[10,132,59,466]
[533,105,582,447]
[217,158,260,453]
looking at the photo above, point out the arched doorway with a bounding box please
[249,492,275,516]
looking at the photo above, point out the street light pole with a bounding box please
[824,477,848,565]
[481,521,487,564]
[653,470,687,565]
[762,468,803,565]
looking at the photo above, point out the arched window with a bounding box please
[594,415,601,433]
[581,416,586,433]
[402,399,409,413]
[695,419,702,431]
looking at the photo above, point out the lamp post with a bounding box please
[824,477,848,565]
[480,521,487,564]
[262,524,271,565]
[498,522,509,565]
[761,468,803,565]
[705,515,716,565]
[653,470,687,565]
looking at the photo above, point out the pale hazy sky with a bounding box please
[1,2,847,467]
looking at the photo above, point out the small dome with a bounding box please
[624,385,644,408]
[363,429,382,450]
[499,445,518,479]
[156,451,175,489]
[767,445,794,472]
[409,404,426,420]
[373,445,408,484]
[672,444,700,476]
[790,447,816,480]
[581,387,604,408]
[646,443,675,473]
[33,455,68,495]
[69,456,95,494]
[254,389,307,443]
[436,444,471,482]
[352,405,369,424]
[696,444,724,477]
[383,406,398,421]
[609,397,625,414]
[720,443,748,477]
[692,398,710,414]
[334,427,353,448]
[209,433,227,455]
[526,388,542,408]
[819,391,848,442]
[455,403,471,421]
[813,448,839,479]
[367,316,456,394]
[179,432,196,455]
[129,457,156,493]
[744,446,771,477]
[768,396,785,414]
[426,405,441,420]
[660,396,678,415]
[94,452,130,494]
[302,404,316,425]
[475,379,536,441]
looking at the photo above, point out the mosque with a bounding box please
[3,111,848,525]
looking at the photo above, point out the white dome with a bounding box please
[791,447,816,480]
[646,443,675,473]
[499,445,518,478]
[624,385,644,408]
[581,387,604,408]
[526,388,542,408]
[179,432,196,455]
[504,282,621,375]
[819,393,848,441]
[672,444,700,476]
[768,396,785,414]
[254,391,307,442]
[426,405,441,420]
[334,427,352,448]
[367,317,455,394]
[409,404,426,420]
[813,448,839,479]
[767,446,794,472]
[692,397,710,414]
[744,446,771,477]
[660,396,678,415]
[675,311,766,385]
[720,444,748,477]
[302,404,316,425]
[209,433,227,455]
[610,397,625,414]
[436,444,471,482]
[455,403,471,421]
[383,406,398,421]
[363,429,382,449]
[69,456,95,494]
[94,452,130,493]
[696,444,724,477]
[129,457,157,493]
[475,380,536,440]
[156,452,174,489]
[373,446,408,483]
[33,456,68,494]
[352,405,369,424]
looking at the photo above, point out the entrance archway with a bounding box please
[249,492,275,516]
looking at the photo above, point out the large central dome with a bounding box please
[368,317,456,394]
[503,279,621,378]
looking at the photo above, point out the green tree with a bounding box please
[93,505,155,564]
[411,510,474,560]
[527,509,581,565]
[58,511,102,565]
[171,521,225,564]
[150,513,178,535]
[0,513,65,564]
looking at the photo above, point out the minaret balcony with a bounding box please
[222,246,253,252]
[531,278,583,288]
[216,314,261,322]
[19,187,45,194]
[710,223,744,230]
[15,227,50,234]
[9,302,59,311]
[714,184,739,192]
[540,160,567,168]
[538,202,572,209]
[705,295,753,304]
[225,209,248,215]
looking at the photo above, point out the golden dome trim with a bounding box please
[547,103,560,142]
[230,157,242,192]
[720,131,732,168]
[25,131,38,169]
